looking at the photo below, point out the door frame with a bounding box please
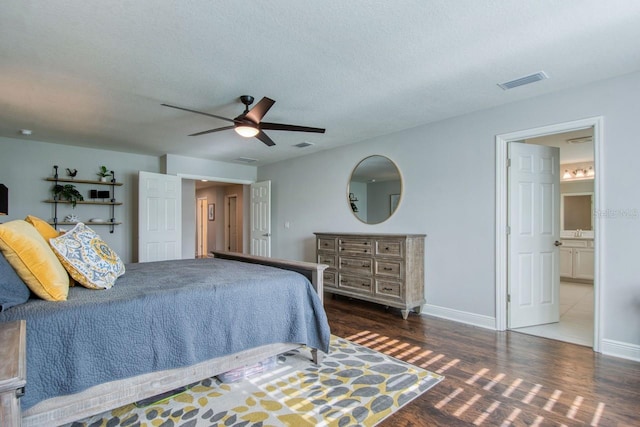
[495,116,603,352]
[224,194,240,252]
[196,197,208,257]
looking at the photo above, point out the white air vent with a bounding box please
[498,71,548,90]
[294,142,314,148]
[566,136,592,144]
[234,157,258,164]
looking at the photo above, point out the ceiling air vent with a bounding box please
[498,71,548,90]
[234,157,258,164]
[566,136,592,144]
[294,142,314,148]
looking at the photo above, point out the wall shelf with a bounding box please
[45,165,123,233]
[45,177,123,186]
[44,200,123,206]
[49,221,122,226]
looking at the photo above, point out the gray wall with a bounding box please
[258,70,640,359]
[0,137,161,262]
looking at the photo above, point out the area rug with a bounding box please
[65,335,443,427]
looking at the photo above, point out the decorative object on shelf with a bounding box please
[66,168,78,178]
[208,204,215,221]
[64,214,79,223]
[97,190,110,199]
[89,218,106,223]
[97,166,112,182]
[0,183,7,215]
[53,184,84,208]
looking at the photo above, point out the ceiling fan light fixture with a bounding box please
[235,125,259,138]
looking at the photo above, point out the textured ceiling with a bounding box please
[1,1,640,166]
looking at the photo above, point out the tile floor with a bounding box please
[512,281,594,347]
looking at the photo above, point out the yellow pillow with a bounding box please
[25,215,60,241]
[0,220,69,301]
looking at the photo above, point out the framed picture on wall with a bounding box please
[208,203,215,221]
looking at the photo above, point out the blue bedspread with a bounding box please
[0,258,331,410]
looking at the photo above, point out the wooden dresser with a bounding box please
[315,232,425,319]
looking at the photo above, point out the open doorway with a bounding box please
[511,129,595,347]
[495,117,603,352]
[194,181,245,255]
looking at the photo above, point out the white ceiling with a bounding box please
[526,129,594,164]
[2,1,640,166]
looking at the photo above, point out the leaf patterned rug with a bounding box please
[65,335,443,427]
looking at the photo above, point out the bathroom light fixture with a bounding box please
[234,125,259,138]
[562,166,595,180]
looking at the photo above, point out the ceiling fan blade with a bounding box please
[256,131,276,147]
[245,97,275,124]
[260,122,326,133]
[189,125,235,136]
[161,103,236,123]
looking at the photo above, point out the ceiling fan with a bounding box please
[161,95,325,147]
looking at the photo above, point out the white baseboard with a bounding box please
[421,306,640,363]
[600,339,640,362]
[421,304,496,330]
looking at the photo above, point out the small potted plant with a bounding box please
[97,166,112,182]
[53,184,84,208]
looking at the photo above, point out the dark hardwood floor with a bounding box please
[324,295,640,426]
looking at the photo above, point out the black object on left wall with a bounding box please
[0,184,8,215]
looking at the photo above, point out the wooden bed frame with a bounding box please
[0,251,327,427]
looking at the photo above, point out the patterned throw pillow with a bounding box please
[49,223,125,290]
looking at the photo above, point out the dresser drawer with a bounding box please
[375,260,402,278]
[318,254,337,268]
[318,237,337,252]
[323,270,337,287]
[375,280,403,299]
[339,256,372,275]
[339,238,374,256]
[339,274,373,294]
[375,240,403,257]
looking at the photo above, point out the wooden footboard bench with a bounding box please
[0,252,328,427]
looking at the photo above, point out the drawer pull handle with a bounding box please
[383,267,393,271]
[383,287,393,291]
[363,249,368,253]
[362,283,370,287]
[362,263,368,267]
[385,247,390,250]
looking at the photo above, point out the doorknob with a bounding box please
[554,241,562,246]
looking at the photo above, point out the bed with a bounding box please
[0,250,329,427]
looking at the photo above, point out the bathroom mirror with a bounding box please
[561,192,593,237]
[348,155,402,224]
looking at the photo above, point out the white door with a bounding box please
[250,180,271,257]
[138,171,182,262]
[508,143,560,328]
